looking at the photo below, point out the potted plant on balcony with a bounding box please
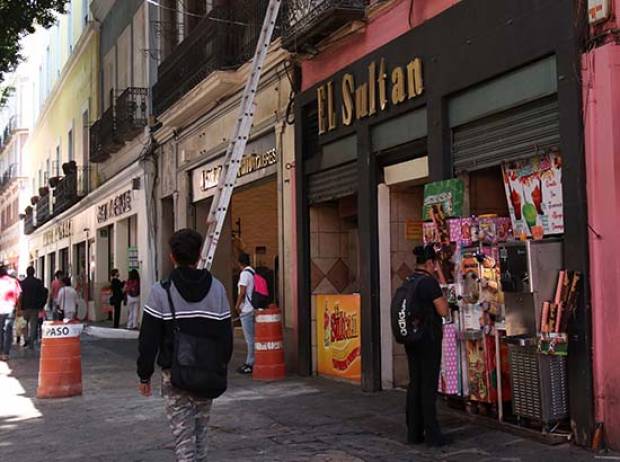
[49,176,62,188]
[39,186,49,196]
[18,213,26,220]
[25,206,33,214]
[62,161,77,175]
[30,196,39,206]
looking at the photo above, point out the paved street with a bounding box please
[0,333,609,461]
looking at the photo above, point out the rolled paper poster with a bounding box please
[548,303,558,333]
[555,303,564,333]
[554,271,566,305]
[541,301,550,333]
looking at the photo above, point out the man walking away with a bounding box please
[138,229,233,462]
[58,277,79,321]
[235,252,255,374]
[19,266,47,348]
[0,265,22,361]
[110,269,124,328]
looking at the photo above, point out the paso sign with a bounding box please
[42,321,84,339]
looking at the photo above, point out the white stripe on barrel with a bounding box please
[255,341,283,351]
[255,313,281,323]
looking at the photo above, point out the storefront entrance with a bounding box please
[194,178,278,309]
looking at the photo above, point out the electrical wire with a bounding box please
[145,0,249,26]
[146,0,204,19]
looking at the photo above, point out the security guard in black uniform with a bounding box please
[406,245,451,447]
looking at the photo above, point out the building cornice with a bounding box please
[31,22,99,138]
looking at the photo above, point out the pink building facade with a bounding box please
[300,0,458,91]
[583,1,620,448]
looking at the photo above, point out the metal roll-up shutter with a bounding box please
[452,96,560,173]
[307,162,357,204]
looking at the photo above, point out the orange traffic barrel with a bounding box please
[253,305,285,381]
[37,321,84,398]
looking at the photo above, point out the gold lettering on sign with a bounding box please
[407,58,424,97]
[378,59,388,111]
[368,61,377,116]
[341,74,355,126]
[200,148,278,192]
[317,86,327,134]
[315,56,424,134]
[327,81,337,131]
[355,83,369,120]
[391,67,406,105]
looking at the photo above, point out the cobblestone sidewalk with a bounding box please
[0,335,610,461]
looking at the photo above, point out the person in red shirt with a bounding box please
[0,265,22,361]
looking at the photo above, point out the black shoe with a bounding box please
[237,364,253,374]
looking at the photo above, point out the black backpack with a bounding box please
[391,274,428,345]
[162,280,227,399]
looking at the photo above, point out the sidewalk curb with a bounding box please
[83,325,139,340]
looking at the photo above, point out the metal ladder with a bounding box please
[198,0,282,270]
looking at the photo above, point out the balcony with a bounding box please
[0,164,17,194]
[281,0,368,52]
[23,207,35,235]
[89,104,121,163]
[51,163,92,216]
[1,115,17,150]
[36,187,52,226]
[116,87,148,141]
[152,1,274,116]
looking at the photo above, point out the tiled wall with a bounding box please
[231,179,279,270]
[390,187,424,387]
[309,200,359,374]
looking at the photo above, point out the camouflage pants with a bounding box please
[162,370,213,462]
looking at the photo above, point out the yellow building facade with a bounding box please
[23,1,99,299]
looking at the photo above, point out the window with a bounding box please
[45,46,51,97]
[82,0,89,27]
[82,109,89,165]
[68,128,74,162]
[55,146,61,176]
[67,2,73,53]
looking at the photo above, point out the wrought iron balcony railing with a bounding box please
[1,115,18,149]
[52,163,92,216]
[116,87,148,142]
[23,209,35,235]
[89,103,121,163]
[0,164,17,193]
[153,0,276,116]
[36,188,52,226]
[281,0,367,52]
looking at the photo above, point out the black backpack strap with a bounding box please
[161,280,180,332]
[406,275,426,313]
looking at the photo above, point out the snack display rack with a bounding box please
[423,212,574,430]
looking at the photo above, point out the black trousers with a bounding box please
[113,301,122,328]
[405,338,442,444]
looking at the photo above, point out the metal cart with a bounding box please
[505,336,568,426]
